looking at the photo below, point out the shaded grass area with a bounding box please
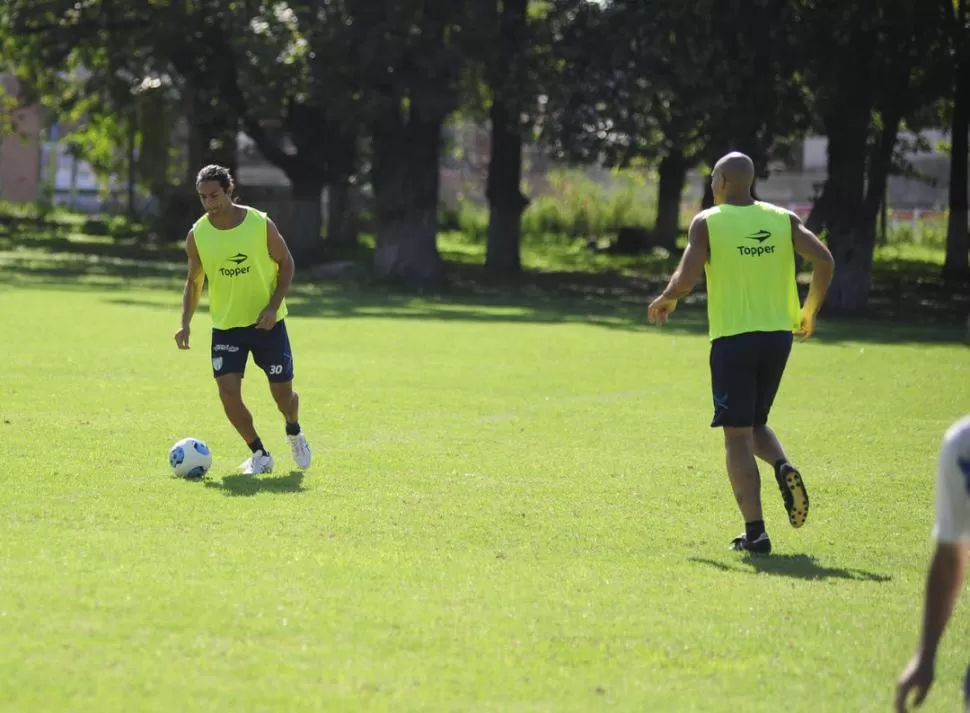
[1,223,967,344]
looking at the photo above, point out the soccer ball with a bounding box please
[168,437,212,479]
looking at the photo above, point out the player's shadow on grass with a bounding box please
[203,470,306,496]
[689,555,891,582]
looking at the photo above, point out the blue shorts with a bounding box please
[211,320,294,382]
[709,330,792,428]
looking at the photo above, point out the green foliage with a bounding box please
[1,0,193,207]
[441,170,657,242]
[0,197,70,225]
[521,170,657,237]
[63,114,130,185]
[0,81,17,138]
[885,216,948,249]
[540,0,810,173]
[438,227,679,277]
[439,202,489,241]
[0,200,34,218]
[0,0,961,293]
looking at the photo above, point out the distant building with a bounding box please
[0,75,42,203]
[755,132,954,212]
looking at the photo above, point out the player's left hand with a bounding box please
[794,308,817,341]
[648,295,678,326]
[255,308,277,330]
[895,654,934,712]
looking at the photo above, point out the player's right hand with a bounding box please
[175,326,191,350]
[647,296,678,326]
[895,654,934,712]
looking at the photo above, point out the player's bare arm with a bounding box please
[256,219,296,330]
[648,215,710,325]
[175,230,206,349]
[896,541,969,712]
[789,213,834,340]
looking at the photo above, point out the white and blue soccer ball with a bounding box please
[168,437,212,479]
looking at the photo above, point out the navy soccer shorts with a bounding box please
[210,320,294,383]
[709,330,793,428]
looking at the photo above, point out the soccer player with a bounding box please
[174,164,311,475]
[896,416,970,713]
[647,152,834,553]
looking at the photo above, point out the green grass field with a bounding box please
[1,231,970,711]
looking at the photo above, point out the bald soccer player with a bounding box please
[648,152,834,553]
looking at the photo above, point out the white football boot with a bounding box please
[239,450,274,476]
[287,432,312,470]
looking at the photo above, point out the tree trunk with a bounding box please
[325,176,360,254]
[655,149,688,249]
[127,107,138,220]
[486,200,524,272]
[826,233,876,313]
[815,111,872,313]
[195,96,239,179]
[944,0,970,281]
[701,179,714,210]
[485,97,527,275]
[805,191,827,235]
[863,108,902,231]
[184,91,201,187]
[485,0,529,276]
[138,89,175,202]
[371,117,444,286]
[818,55,904,314]
[284,179,325,266]
[185,91,238,185]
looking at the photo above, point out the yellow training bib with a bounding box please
[192,206,287,330]
[703,201,800,341]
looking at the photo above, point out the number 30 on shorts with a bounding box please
[268,364,283,375]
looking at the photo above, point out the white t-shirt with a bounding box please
[934,416,970,544]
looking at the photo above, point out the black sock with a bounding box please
[745,520,766,541]
[774,458,789,476]
[285,421,301,436]
[248,438,267,455]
